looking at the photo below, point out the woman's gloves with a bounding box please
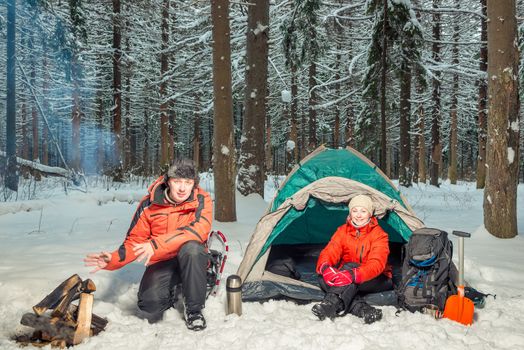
[320,263,340,286]
[319,263,359,287]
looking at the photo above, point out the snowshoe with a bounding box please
[205,230,229,297]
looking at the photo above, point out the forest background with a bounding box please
[1,0,522,238]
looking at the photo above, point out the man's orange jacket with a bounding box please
[316,217,391,283]
[104,176,213,271]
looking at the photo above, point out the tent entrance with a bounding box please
[260,197,410,261]
[260,242,405,305]
[273,201,347,246]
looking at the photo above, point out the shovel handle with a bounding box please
[452,231,470,286]
[452,231,471,238]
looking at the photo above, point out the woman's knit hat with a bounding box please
[348,194,374,214]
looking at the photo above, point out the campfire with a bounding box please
[15,274,107,348]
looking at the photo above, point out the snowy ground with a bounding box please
[0,177,523,350]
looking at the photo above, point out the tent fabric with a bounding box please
[237,176,425,284]
[270,146,414,213]
[236,146,425,302]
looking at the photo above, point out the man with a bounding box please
[84,159,213,331]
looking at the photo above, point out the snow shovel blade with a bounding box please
[443,286,475,325]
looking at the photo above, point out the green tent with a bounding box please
[237,146,424,302]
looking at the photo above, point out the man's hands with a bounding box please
[133,242,154,266]
[84,252,112,273]
[84,241,154,272]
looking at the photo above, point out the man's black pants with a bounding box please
[137,241,208,320]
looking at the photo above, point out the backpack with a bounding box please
[397,228,456,313]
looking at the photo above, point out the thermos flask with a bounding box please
[226,274,242,316]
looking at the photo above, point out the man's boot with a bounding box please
[311,293,344,320]
[347,297,383,324]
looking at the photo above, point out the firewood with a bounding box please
[40,331,52,341]
[51,281,82,318]
[32,274,82,316]
[69,303,108,331]
[51,278,96,319]
[20,313,75,344]
[72,293,94,345]
[80,279,96,293]
[50,339,67,348]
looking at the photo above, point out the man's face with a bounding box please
[168,178,195,203]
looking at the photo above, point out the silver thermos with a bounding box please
[226,274,242,316]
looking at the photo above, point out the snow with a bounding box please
[0,151,70,177]
[253,22,268,36]
[510,120,519,132]
[1,179,524,349]
[508,147,515,164]
[281,90,291,103]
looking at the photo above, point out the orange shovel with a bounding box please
[443,230,474,325]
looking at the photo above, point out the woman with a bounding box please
[312,194,392,324]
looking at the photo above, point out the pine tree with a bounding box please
[483,0,519,238]
[237,0,270,197]
[5,0,18,192]
[211,0,236,221]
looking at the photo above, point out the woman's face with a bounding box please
[350,206,372,226]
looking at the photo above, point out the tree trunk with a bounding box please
[112,0,123,179]
[345,104,354,147]
[5,0,18,191]
[159,0,170,169]
[308,61,317,153]
[21,97,28,160]
[299,111,306,160]
[399,60,412,187]
[483,0,519,238]
[290,64,299,163]
[211,0,236,222]
[96,83,105,173]
[193,96,201,172]
[29,30,39,164]
[71,52,81,171]
[169,1,177,162]
[448,2,460,184]
[333,17,342,149]
[414,68,426,183]
[430,0,441,187]
[476,0,488,188]
[265,111,273,173]
[42,40,49,166]
[237,0,269,197]
[124,18,132,173]
[143,110,150,176]
[379,0,388,174]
